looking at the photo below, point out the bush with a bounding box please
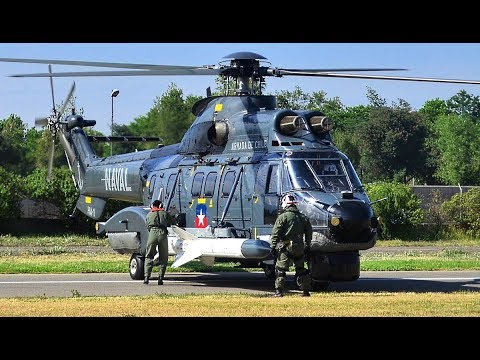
[365,181,424,239]
[441,188,480,236]
[23,167,78,220]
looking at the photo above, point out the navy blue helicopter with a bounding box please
[2,52,480,290]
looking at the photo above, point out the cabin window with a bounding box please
[204,172,218,197]
[266,164,279,194]
[254,163,268,194]
[191,172,205,197]
[221,171,236,197]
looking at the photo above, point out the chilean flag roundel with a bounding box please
[194,204,208,228]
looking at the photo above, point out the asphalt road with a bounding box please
[0,271,479,298]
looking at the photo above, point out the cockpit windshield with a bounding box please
[283,152,363,193]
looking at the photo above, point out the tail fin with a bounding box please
[170,226,203,268]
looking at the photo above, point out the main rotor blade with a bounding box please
[57,82,76,118]
[48,64,57,117]
[283,71,480,85]
[277,68,407,73]
[0,57,202,70]
[9,68,223,77]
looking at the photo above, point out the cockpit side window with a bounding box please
[287,160,323,190]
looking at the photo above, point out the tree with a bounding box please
[433,113,480,185]
[446,90,480,120]
[0,115,27,175]
[275,87,346,116]
[355,106,429,183]
[23,127,44,174]
[111,123,139,154]
[0,166,23,221]
[330,105,370,171]
[129,83,201,145]
[275,86,311,109]
[84,127,111,158]
[419,98,450,130]
[418,98,451,185]
[366,87,387,107]
[23,167,78,220]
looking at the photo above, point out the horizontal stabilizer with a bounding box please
[76,195,106,220]
[87,135,164,144]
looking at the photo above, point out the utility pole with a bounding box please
[110,89,119,156]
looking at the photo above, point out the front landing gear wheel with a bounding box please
[129,254,145,280]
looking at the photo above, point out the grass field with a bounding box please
[0,234,479,317]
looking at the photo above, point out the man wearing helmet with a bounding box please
[270,194,313,297]
[144,199,175,285]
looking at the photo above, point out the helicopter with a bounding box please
[2,51,480,291]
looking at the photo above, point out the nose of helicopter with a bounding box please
[326,199,375,242]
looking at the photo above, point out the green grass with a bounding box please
[1,235,479,317]
[1,249,480,273]
[0,253,260,274]
[0,234,108,247]
[0,233,479,273]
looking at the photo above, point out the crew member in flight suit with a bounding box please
[270,194,313,297]
[144,200,174,285]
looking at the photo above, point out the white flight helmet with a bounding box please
[281,194,298,209]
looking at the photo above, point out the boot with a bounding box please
[302,290,311,297]
[143,276,150,285]
[158,265,166,285]
[273,289,283,297]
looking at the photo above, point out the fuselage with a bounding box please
[68,95,377,259]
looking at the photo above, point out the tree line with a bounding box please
[1,83,480,237]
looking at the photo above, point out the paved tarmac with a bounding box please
[0,270,479,298]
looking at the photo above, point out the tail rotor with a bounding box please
[35,64,76,181]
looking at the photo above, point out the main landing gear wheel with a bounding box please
[129,254,145,280]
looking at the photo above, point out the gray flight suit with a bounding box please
[270,205,313,293]
[144,209,174,283]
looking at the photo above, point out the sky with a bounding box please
[1,43,480,135]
